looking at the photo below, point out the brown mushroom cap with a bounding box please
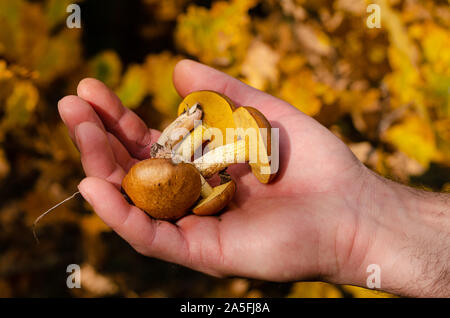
[233,106,276,183]
[192,180,236,216]
[122,158,202,220]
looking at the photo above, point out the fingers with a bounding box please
[58,95,105,141]
[173,59,294,117]
[78,177,191,266]
[77,78,159,159]
[58,95,136,171]
[75,122,125,188]
[107,133,139,172]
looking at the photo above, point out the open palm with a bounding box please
[59,60,368,283]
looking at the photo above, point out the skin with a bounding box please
[58,60,450,297]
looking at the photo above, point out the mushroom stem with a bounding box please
[193,139,247,178]
[173,124,209,161]
[150,103,202,158]
[199,174,213,197]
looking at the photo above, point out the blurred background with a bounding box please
[0,0,449,297]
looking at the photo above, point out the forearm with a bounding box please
[337,169,450,297]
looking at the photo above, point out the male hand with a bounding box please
[58,60,450,297]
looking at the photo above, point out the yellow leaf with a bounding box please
[288,282,343,298]
[295,23,332,57]
[115,64,148,109]
[144,52,182,117]
[384,115,436,167]
[422,67,450,118]
[0,0,83,86]
[339,89,380,135]
[0,0,21,57]
[35,29,82,85]
[175,0,255,67]
[377,0,427,115]
[420,23,450,72]
[279,70,327,116]
[0,60,13,80]
[241,40,279,90]
[384,46,421,108]
[278,54,307,75]
[376,0,416,63]
[2,80,39,128]
[44,0,76,29]
[335,0,366,15]
[342,285,396,298]
[15,2,49,70]
[88,50,122,88]
[434,119,450,165]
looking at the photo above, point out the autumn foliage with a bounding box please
[0,0,448,297]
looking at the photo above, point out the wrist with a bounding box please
[334,167,450,297]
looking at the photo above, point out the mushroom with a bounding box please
[150,103,203,158]
[173,124,208,162]
[121,91,277,220]
[122,92,238,219]
[37,90,278,234]
[177,90,236,153]
[192,106,277,183]
[192,138,247,177]
[122,158,202,220]
[193,173,236,216]
[175,93,276,183]
[233,106,276,183]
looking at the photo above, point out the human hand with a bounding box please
[58,60,450,297]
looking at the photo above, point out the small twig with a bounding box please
[219,170,232,184]
[32,191,81,245]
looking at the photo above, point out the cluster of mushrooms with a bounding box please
[122,91,277,220]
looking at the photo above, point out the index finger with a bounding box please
[172,59,296,119]
[77,78,160,160]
